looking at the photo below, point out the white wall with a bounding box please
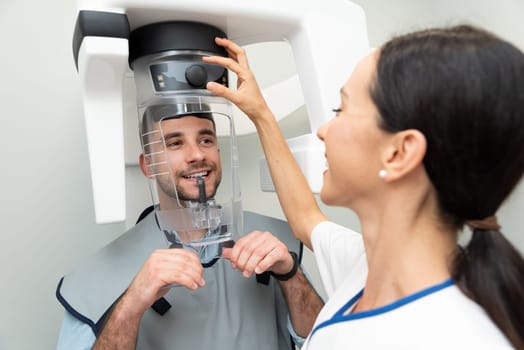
[0,1,523,349]
[0,1,124,349]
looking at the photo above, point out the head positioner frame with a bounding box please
[73,0,369,223]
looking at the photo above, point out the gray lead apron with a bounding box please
[56,210,302,349]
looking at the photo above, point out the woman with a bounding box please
[205,25,524,349]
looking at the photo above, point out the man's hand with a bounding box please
[222,230,294,279]
[93,248,205,349]
[123,248,206,315]
[222,230,324,339]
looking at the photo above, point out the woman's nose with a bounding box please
[317,122,328,142]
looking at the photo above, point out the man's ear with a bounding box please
[381,129,426,182]
[139,153,151,178]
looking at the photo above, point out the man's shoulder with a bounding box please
[56,212,163,329]
[63,212,161,278]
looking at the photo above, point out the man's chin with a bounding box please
[176,194,199,203]
[177,191,217,203]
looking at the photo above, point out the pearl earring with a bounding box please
[378,169,387,178]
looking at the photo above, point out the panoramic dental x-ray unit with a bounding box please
[73,0,369,248]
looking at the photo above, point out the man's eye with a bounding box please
[332,108,342,114]
[201,138,215,145]
[166,140,182,148]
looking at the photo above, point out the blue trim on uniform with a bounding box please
[310,278,454,338]
[202,257,220,268]
[136,205,155,224]
[332,289,364,318]
[56,277,123,336]
[56,277,97,333]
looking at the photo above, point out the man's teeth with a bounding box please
[184,171,208,179]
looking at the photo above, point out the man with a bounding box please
[56,111,323,349]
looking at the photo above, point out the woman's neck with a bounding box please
[353,182,457,312]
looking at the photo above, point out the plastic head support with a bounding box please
[73,0,369,223]
[138,97,242,262]
[130,21,243,259]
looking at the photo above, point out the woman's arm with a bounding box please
[204,38,328,248]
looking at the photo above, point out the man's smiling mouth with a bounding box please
[183,171,209,179]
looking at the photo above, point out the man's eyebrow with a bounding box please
[199,128,216,137]
[340,87,350,98]
[162,129,216,140]
[163,131,182,140]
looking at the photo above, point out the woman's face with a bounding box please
[317,52,387,208]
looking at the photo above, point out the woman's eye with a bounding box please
[332,108,342,114]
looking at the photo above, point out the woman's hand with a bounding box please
[203,37,271,123]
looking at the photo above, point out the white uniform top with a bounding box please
[304,221,512,349]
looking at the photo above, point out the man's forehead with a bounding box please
[161,115,216,133]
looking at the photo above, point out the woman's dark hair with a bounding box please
[370,25,524,348]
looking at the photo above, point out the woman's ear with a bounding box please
[381,129,427,182]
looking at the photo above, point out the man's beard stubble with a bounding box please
[157,167,222,203]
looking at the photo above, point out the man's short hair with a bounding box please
[141,103,215,136]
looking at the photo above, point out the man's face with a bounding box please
[151,116,222,203]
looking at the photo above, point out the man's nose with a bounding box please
[186,143,206,162]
